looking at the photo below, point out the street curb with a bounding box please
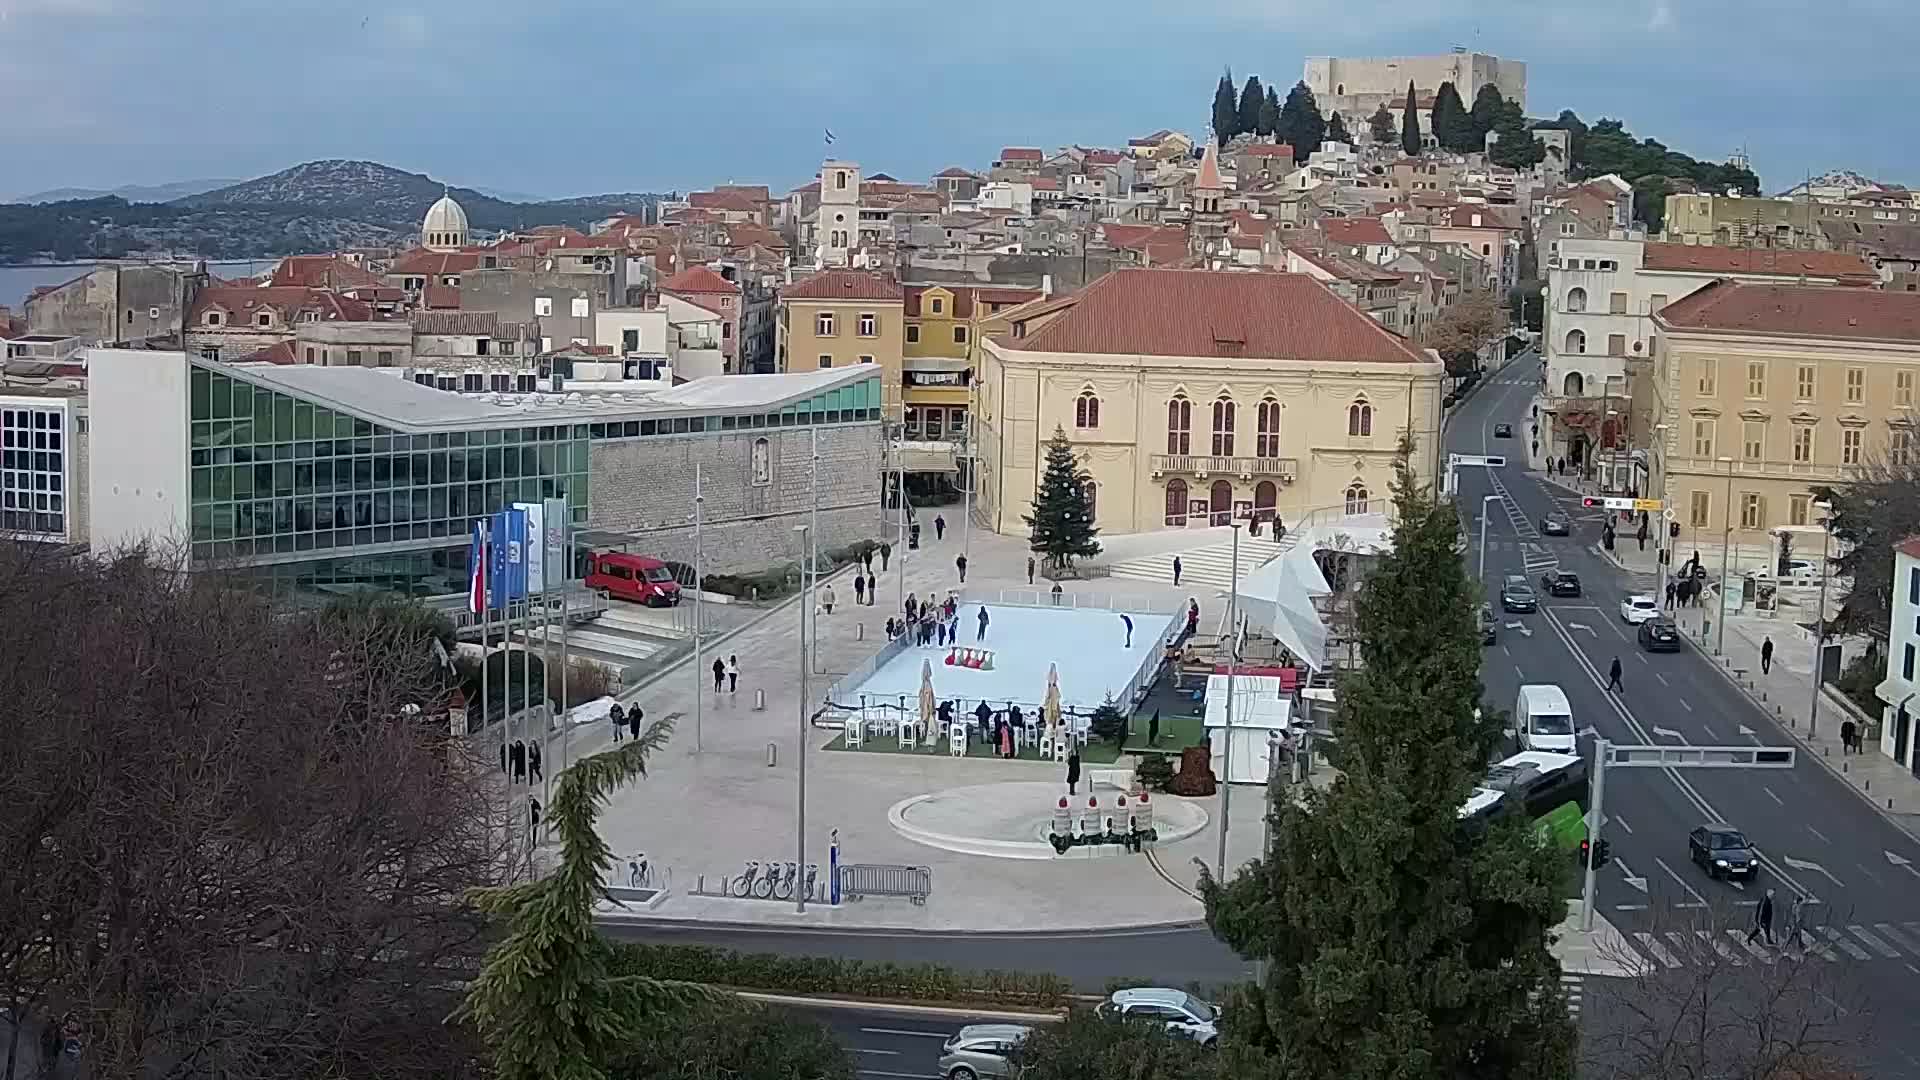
[735,991,1070,1021]
[594,913,1212,938]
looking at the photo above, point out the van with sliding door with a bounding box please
[1514,684,1576,754]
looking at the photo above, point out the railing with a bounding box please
[1671,457,1862,482]
[1150,453,1298,479]
[442,585,607,637]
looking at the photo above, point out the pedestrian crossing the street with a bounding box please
[1616,921,1920,974]
[1109,532,1298,591]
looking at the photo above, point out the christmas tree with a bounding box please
[1024,427,1102,574]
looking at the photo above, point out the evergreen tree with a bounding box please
[1200,445,1578,1080]
[1237,75,1265,141]
[1325,111,1351,146]
[1367,103,1396,145]
[1024,427,1101,573]
[1488,98,1547,170]
[1212,70,1239,146]
[1469,84,1507,147]
[1400,81,1423,157]
[1257,86,1281,137]
[1430,81,1470,152]
[1275,80,1327,164]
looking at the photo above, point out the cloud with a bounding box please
[1647,0,1675,29]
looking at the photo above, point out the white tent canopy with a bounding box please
[1230,516,1396,673]
[1203,674,1297,784]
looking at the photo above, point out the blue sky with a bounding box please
[1,0,1909,200]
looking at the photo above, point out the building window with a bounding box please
[1692,419,1715,458]
[818,355,833,369]
[1789,493,1810,526]
[1846,367,1865,404]
[906,325,920,343]
[1746,361,1767,399]
[1796,364,1816,401]
[1842,428,1863,465]
[1697,357,1717,396]
[858,312,877,336]
[1609,292,1628,315]
[1565,287,1587,312]
[1792,426,1813,463]
[1906,643,1916,683]
[305,347,315,363]
[1075,391,1100,429]
[953,326,968,344]
[534,297,553,317]
[204,312,222,326]
[1344,482,1370,515]
[858,355,874,364]
[1565,329,1585,355]
[1164,479,1189,526]
[750,437,772,485]
[1166,396,1192,455]
[1899,370,1916,407]
[1689,490,1710,528]
[571,297,590,319]
[1894,429,1913,466]
[1256,398,1281,458]
[816,312,836,336]
[622,329,639,353]
[1740,493,1765,530]
[255,312,272,328]
[1083,479,1097,523]
[931,297,944,314]
[1347,399,1373,437]
[1211,396,1236,456]
[1607,334,1626,357]
[377,350,394,366]
[1742,421,1765,461]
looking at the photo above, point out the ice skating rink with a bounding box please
[843,602,1177,715]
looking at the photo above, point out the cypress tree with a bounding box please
[1024,427,1101,573]
[1488,98,1546,170]
[1257,86,1281,137]
[1276,80,1327,164]
[1400,81,1423,157]
[1325,111,1351,146]
[1237,75,1265,142]
[1367,103,1396,145]
[1431,81,1470,152]
[1212,70,1239,146]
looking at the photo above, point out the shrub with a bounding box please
[1833,649,1884,717]
[556,655,616,708]
[1134,753,1174,791]
[607,942,1073,1008]
[1087,695,1128,745]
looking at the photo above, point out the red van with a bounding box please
[585,551,683,607]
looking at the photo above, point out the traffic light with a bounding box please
[1589,839,1612,870]
[1579,838,1589,866]
[1581,496,1602,508]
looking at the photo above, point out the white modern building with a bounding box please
[1877,537,1920,775]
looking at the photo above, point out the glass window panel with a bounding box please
[211,504,234,540]
[430,452,448,484]
[191,468,211,503]
[233,465,254,499]
[191,367,211,420]
[353,418,374,438]
[352,457,373,490]
[212,465,233,500]
[274,462,294,497]
[210,374,232,419]
[294,402,314,439]
[486,447,504,477]
[273,395,294,442]
[191,504,212,539]
[251,387,273,436]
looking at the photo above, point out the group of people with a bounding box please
[919,697,1081,763]
[500,736,543,783]
[709,655,741,694]
[1745,887,1814,950]
[887,592,989,646]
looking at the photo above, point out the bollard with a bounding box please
[767,742,778,767]
[1865,779,1871,792]
[1842,760,1848,773]
[857,622,865,641]
[697,874,706,894]
[1892,798,1897,810]
[754,688,767,711]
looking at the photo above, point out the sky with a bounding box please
[2,0,1913,201]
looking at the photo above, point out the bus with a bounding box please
[1458,750,1589,854]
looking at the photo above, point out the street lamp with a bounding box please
[1715,455,1735,656]
[692,464,705,754]
[1651,423,1670,604]
[1809,500,1833,737]
[1479,494,1500,580]
[792,520,812,914]
[1602,407,1619,492]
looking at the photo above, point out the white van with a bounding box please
[1514,684,1576,753]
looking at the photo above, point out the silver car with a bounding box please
[938,1023,1032,1080]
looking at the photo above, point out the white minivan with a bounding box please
[1514,684,1576,753]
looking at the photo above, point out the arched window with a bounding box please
[1254,480,1277,516]
[1166,396,1192,455]
[1075,390,1101,429]
[1347,399,1373,437]
[1256,397,1281,458]
[1563,371,1585,396]
[1565,329,1586,355]
[1209,480,1233,526]
[1345,482,1371,516]
[1082,479,1097,523]
[1566,287,1587,313]
[1211,395,1236,456]
[1164,479,1189,526]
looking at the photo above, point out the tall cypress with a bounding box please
[1400,81,1423,156]
[1326,111,1351,146]
[1469,84,1507,148]
[1431,81,1470,152]
[1258,85,1281,137]
[1237,75,1265,142]
[1276,80,1327,164]
[1212,70,1239,146]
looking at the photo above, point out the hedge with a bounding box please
[608,941,1073,1009]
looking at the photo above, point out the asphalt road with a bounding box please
[778,1002,1053,1080]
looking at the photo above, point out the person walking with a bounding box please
[1121,613,1135,648]
[1664,580,1677,610]
[821,583,836,614]
[628,702,643,741]
[1027,555,1036,585]
[1760,636,1774,675]
[1606,656,1624,692]
[1066,747,1082,795]
[1841,718,1858,755]
[862,548,873,575]
[853,571,866,606]
[948,614,960,646]
[511,740,526,782]
[937,619,948,648]
[610,702,625,743]
[1747,888,1776,945]
[955,553,968,584]
[726,655,739,694]
[712,657,726,694]
[1050,581,1064,605]
[1172,556,1183,586]
[934,514,946,541]
[1636,517,1648,552]
[528,741,542,784]
[1785,893,1809,950]
[974,699,992,738]
[976,605,990,641]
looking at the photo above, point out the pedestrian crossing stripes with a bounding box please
[1108,533,1298,591]
[1619,922,1920,972]
[1560,973,1584,1019]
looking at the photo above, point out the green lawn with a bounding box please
[826,730,1122,765]
[1122,713,1208,756]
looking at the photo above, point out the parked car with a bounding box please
[1539,570,1583,597]
[1097,988,1220,1046]
[939,1024,1032,1080]
[1619,594,1660,625]
[1540,513,1570,536]
[1500,575,1538,613]
[1480,604,1498,645]
[1637,617,1682,652]
[1749,559,1823,584]
[1688,824,1757,880]
[585,551,683,607]
[1493,423,1514,438]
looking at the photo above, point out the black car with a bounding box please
[1480,604,1498,645]
[1539,570,1583,597]
[1540,513,1570,536]
[1689,824,1757,880]
[1499,575,1537,613]
[1493,423,1513,438]
[1637,617,1681,652]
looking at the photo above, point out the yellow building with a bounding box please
[1646,280,1920,565]
[976,267,1445,536]
[901,283,1045,441]
[776,270,906,406]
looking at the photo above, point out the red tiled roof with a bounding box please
[270,255,384,290]
[422,284,461,309]
[1084,150,1124,165]
[1655,279,1920,342]
[1287,244,1403,284]
[782,270,904,302]
[998,147,1043,162]
[1002,268,1427,363]
[388,248,483,275]
[1640,242,1877,283]
[1228,210,1273,237]
[659,265,739,295]
[903,284,1041,318]
[242,340,300,365]
[189,285,373,325]
[1323,217,1392,247]
[1896,536,1920,561]
[714,184,771,201]
[690,190,761,213]
[1239,143,1296,158]
[1031,177,1060,191]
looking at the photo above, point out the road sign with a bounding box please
[1633,498,1664,512]
[1581,496,1665,512]
[1451,454,1507,468]
[1663,507,1677,521]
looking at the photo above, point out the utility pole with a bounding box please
[1216,523,1241,879]
[1809,501,1833,737]
[693,464,705,753]
[1580,737,1608,931]
[796,430,820,914]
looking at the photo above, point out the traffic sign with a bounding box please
[1451,454,1507,468]
[1663,507,1677,521]
[1581,496,1664,512]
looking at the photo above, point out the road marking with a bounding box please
[1617,859,1648,892]
[1634,931,1683,969]
[1567,621,1595,636]
[1727,929,1775,963]
[1887,851,1920,878]
[1614,815,1634,834]
[853,1049,903,1056]
[1848,925,1902,958]
[1502,645,1511,658]
[861,1029,951,1039]
[1807,825,1831,844]
[1655,672,1669,685]
[1878,922,1920,955]
[1782,855,1844,890]
[1697,929,1744,965]
[1652,725,1685,739]
[1654,856,1711,908]
[1678,697,1694,712]
[1737,724,1758,741]
[1636,652,1650,665]
[1821,926,1872,961]
[1700,725,1718,741]
[1614,903,1650,911]
[1764,786,1784,805]
[858,1071,939,1080]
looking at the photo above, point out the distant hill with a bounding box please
[8,178,239,205]
[0,159,666,265]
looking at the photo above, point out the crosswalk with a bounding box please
[1109,532,1298,591]
[1616,921,1920,974]
[1561,973,1584,1019]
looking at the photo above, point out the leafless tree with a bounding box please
[0,543,505,1080]
[1579,900,1872,1080]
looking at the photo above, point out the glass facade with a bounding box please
[0,404,67,540]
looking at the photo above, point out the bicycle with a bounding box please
[772,861,796,900]
[730,860,760,898]
[751,858,779,899]
[802,863,819,902]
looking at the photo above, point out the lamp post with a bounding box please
[1809,500,1833,737]
[692,464,705,754]
[1478,494,1499,580]
[1652,423,1670,604]
[793,520,812,914]
[1603,407,1619,493]
[1715,455,1735,656]
[1216,523,1241,880]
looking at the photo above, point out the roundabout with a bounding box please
[887,781,1209,860]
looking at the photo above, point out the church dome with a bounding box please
[421,194,469,251]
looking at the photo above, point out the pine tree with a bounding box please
[1367,103,1396,145]
[1257,86,1281,137]
[1200,444,1578,1080]
[1431,81,1470,152]
[1024,427,1101,573]
[1469,84,1507,148]
[1488,97,1546,170]
[1212,71,1239,147]
[1237,75,1265,142]
[1325,111,1351,146]
[1275,80,1327,164]
[1400,81,1423,157]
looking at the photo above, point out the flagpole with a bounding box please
[540,506,554,813]
[558,502,572,784]
[478,520,493,778]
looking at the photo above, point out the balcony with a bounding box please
[1150,454,1298,482]
[1672,456,1862,483]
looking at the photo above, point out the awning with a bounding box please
[1874,676,1916,709]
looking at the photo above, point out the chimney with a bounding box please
[1041,273,1053,298]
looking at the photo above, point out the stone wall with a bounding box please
[587,422,884,574]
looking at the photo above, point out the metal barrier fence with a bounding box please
[960,587,1184,615]
[838,863,932,905]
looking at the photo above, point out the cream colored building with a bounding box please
[1645,281,1920,567]
[776,270,905,407]
[976,268,1444,536]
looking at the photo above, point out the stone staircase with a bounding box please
[1108,530,1299,591]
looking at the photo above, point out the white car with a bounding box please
[1097,988,1220,1046]
[1619,595,1660,625]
